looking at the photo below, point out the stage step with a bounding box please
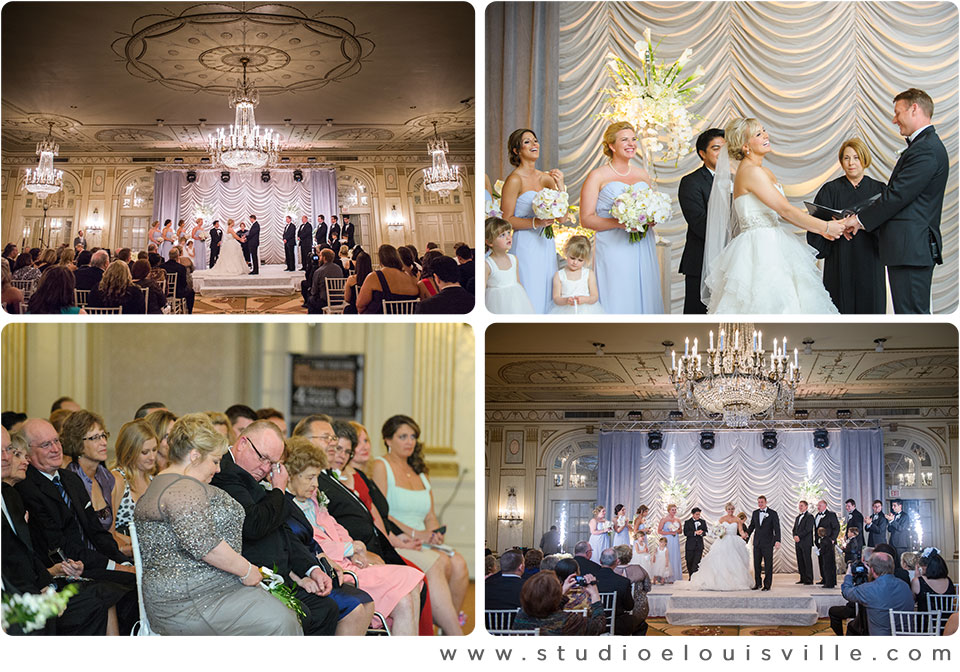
[664,593,819,626]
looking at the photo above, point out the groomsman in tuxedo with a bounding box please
[864,499,889,547]
[282,215,297,272]
[792,500,815,584]
[849,88,949,313]
[246,214,261,275]
[683,507,707,576]
[678,128,725,314]
[315,215,328,248]
[843,499,865,547]
[209,220,223,267]
[814,500,840,588]
[885,499,911,563]
[328,215,341,246]
[298,215,313,271]
[341,214,356,248]
[746,495,781,590]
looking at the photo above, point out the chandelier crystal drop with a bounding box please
[23,122,63,199]
[423,121,461,197]
[670,322,800,428]
[208,57,280,171]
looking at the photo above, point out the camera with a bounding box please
[850,560,869,586]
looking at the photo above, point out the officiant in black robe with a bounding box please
[806,139,885,314]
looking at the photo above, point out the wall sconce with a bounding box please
[497,487,523,525]
[87,207,103,233]
[386,205,404,228]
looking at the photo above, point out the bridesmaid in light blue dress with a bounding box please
[612,504,631,546]
[580,122,663,314]
[191,219,207,270]
[658,505,683,583]
[159,219,175,260]
[500,129,568,314]
[588,506,611,559]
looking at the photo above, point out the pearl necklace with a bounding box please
[608,161,631,177]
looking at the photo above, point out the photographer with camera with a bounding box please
[828,547,873,636]
[513,566,607,635]
[840,550,915,635]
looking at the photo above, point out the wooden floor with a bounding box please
[644,617,836,636]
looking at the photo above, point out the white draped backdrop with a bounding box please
[597,430,845,574]
[488,1,958,312]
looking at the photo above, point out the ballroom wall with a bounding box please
[2,322,477,576]
[485,406,958,576]
[0,155,476,256]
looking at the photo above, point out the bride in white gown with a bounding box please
[205,218,249,276]
[688,503,754,591]
[702,118,853,314]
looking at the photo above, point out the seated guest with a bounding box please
[523,549,543,578]
[902,551,920,580]
[398,245,419,279]
[143,409,176,471]
[357,244,419,314]
[60,410,118,539]
[204,411,231,438]
[161,248,195,314]
[108,419,157,555]
[146,252,166,288]
[596,547,638,635]
[416,255,474,314]
[88,261,146,314]
[35,248,58,273]
[283,436,423,635]
[27,266,85,314]
[115,248,132,268]
[307,248,344,313]
[74,250,108,291]
[2,427,114,635]
[486,548,526,609]
[134,414,301,635]
[455,244,475,293]
[342,251,372,314]
[11,252,41,283]
[613,544,651,632]
[485,554,499,579]
[2,411,28,433]
[417,250,444,299]
[912,549,955,613]
[58,247,77,271]
[208,420,344,635]
[256,407,287,435]
[2,264,22,313]
[131,260,166,313]
[840,551,915,635]
[874,542,912,584]
[553,556,591,611]
[573,539,603,576]
[513,570,607,636]
[338,245,353,273]
[134,402,168,420]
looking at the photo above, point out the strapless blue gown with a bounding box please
[511,191,557,314]
[595,182,664,314]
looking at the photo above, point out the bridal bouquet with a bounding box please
[259,566,306,622]
[713,524,726,540]
[196,230,208,242]
[531,189,570,239]
[2,583,79,633]
[609,183,672,242]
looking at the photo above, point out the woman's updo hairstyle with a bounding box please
[725,118,762,161]
[602,121,636,158]
[167,413,227,465]
[507,128,537,167]
[382,414,427,475]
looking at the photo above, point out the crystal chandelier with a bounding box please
[670,323,800,428]
[23,122,63,199]
[423,121,461,197]
[208,57,280,171]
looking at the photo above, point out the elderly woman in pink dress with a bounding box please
[283,436,424,635]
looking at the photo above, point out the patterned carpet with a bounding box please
[644,617,836,636]
[193,292,307,314]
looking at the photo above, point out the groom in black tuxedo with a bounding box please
[746,495,780,590]
[683,507,707,576]
[678,128,725,314]
[246,214,261,275]
[792,500,815,585]
[208,220,223,267]
[850,88,948,313]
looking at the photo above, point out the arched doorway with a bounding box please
[539,433,599,553]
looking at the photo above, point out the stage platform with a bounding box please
[647,574,847,626]
[193,264,303,297]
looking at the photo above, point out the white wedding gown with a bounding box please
[688,522,754,591]
[704,185,839,314]
[206,232,248,276]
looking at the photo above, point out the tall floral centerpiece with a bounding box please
[658,476,691,516]
[601,28,705,172]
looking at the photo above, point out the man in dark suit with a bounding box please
[73,229,87,251]
[539,525,561,555]
[455,244,475,293]
[328,215,341,246]
[850,88,948,313]
[814,499,840,587]
[864,499,889,547]
[683,507,707,577]
[245,214,261,275]
[885,499,911,563]
[282,215,297,271]
[417,255,474,314]
[74,249,108,291]
[210,421,346,635]
[792,500,816,584]
[745,495,781,590]
[341,214,355,248]
[573,540,603,576]
[307,248,344,313]
[161,248,195,313]
[297,215,313,271]
[596,548,641,635]
[208,220,223,267]
[678,128,725,314]
[843,499,865,548]
[485,548,526,610]
[315,215,328,248]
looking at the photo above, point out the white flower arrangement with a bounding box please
[793,477,826,505]
[609,183,673,242]
[531,189,571,239]
[712,523,726,540]
[193,202,216,221]
[601,27,705,165]
[486,179,504,218]
[2,584,79,633]
[658,476,691,514]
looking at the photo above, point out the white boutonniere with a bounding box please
[317,491,330,510]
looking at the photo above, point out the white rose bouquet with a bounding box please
[609,183,672,242]
[531,189,570,239]
[2,584,79,633]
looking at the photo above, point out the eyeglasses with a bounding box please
[308,433,338,445]
[246,437,279,468]
[83,431,110,442]
[329,444,351,456]
[30,438,61,451]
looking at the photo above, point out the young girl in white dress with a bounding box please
[550,235,604,314]
[485,216,535,313]
[629,530,653,575]
[650,536,671,585]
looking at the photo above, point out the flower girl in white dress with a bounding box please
[485,216,535,313]
[550,236,604,314]
[629,530,653,575]
[650,537,671,585]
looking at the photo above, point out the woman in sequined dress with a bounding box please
[134,414,302,635]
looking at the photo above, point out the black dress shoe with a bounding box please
[751,585,761,590]
[816,580,824,585]
[795,580,805,584]
[761,586,771,591]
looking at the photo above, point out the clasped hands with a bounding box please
[827,214,863,241]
